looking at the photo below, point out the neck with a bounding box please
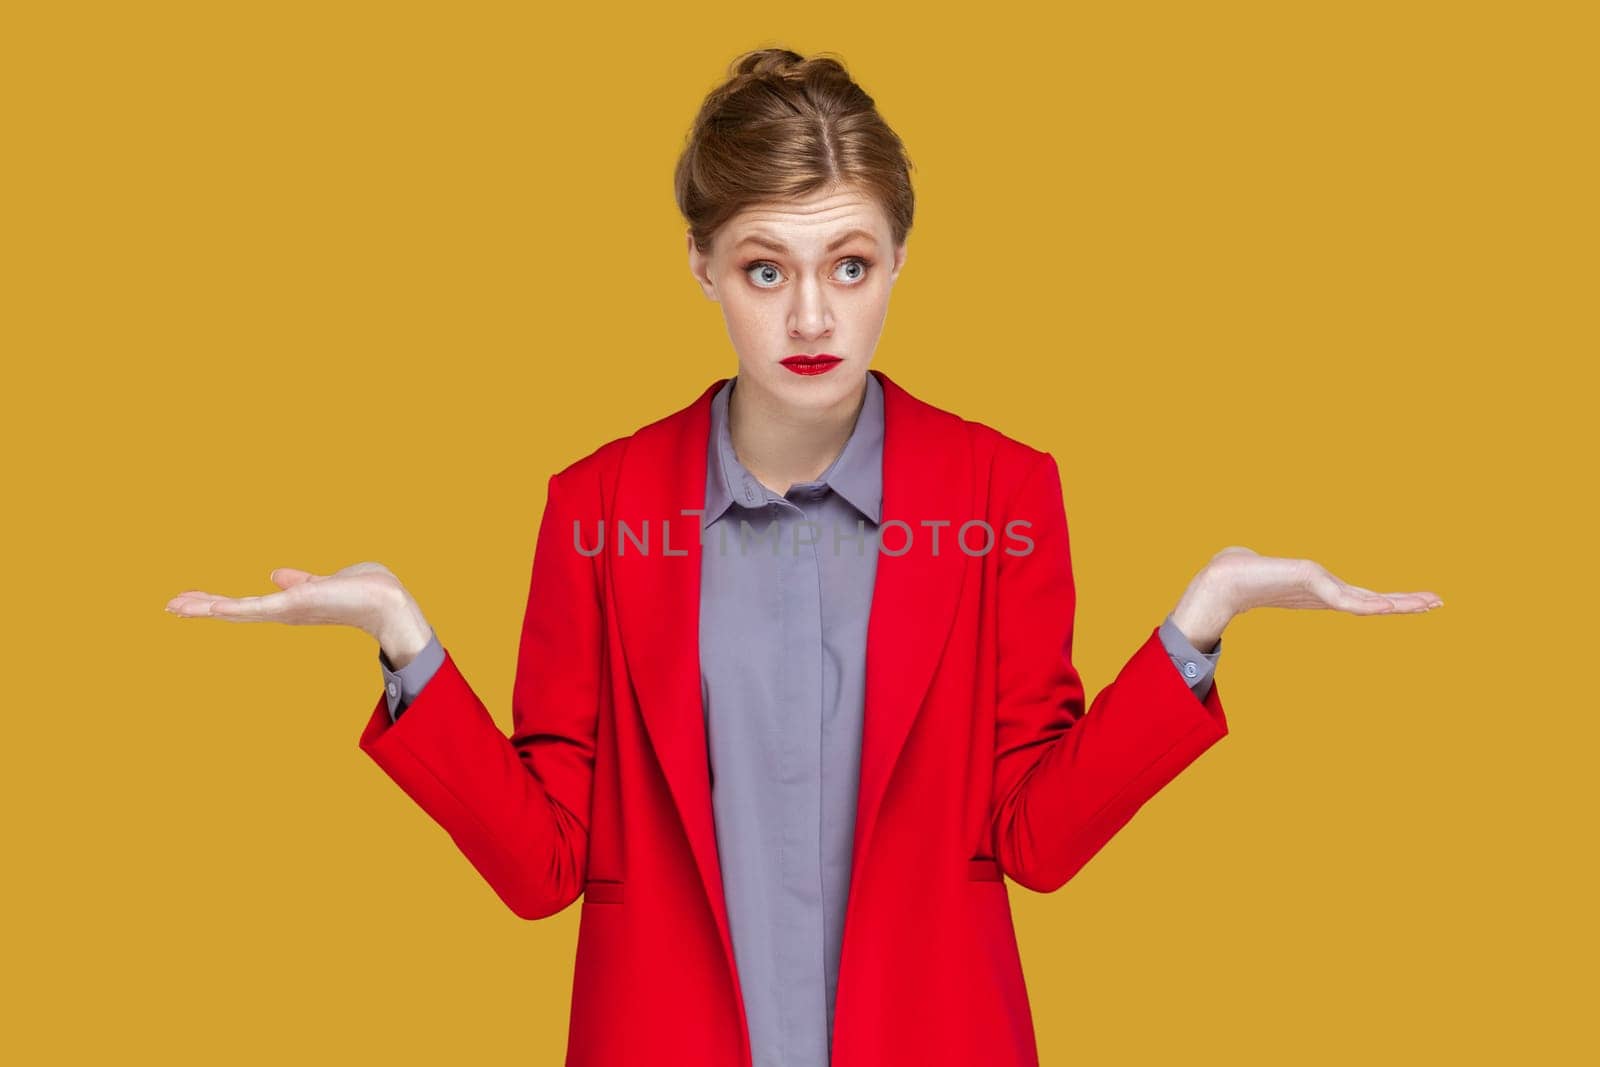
[728,374,868,496]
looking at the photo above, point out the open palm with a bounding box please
[1207,546,1442,615]
[165,561,404,635]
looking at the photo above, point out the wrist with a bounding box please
[1170,566,1235,653]
[376,590,433,669]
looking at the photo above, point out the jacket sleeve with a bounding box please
[356,467,603,919]
[989,450,1229,893]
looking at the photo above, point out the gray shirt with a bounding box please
[377,374,1221,1066]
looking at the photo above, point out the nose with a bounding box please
[788,275,833,340]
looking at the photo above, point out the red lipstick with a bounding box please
[780,354,842,376]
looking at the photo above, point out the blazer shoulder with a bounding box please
[550,434,629,488]
[963,417,1049,466]
[543,436,628,523]
[544,381,714,506]
[547,377,720,500]
[887,373,1055,510]
[886,374,1046,477]
[959,414,1056,508]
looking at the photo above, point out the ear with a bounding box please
[888,239,909,285]
[687,229,719,302]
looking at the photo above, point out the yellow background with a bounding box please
[4,1,1593,1063]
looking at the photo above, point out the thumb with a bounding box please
[268,567,320,589]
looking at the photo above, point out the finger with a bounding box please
[1377,591,1444,612]
[166,591,226,615]
[167,589,293,621]
[1309,573,1396,614]
[1338,582,1396,606]
[206,589,300,621]
[1331,580,1442,613]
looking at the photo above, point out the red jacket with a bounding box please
[358,368,1229,1066]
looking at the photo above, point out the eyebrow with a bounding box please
[733,228,877,255]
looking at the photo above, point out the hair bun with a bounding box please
[734,48,807,79]
[675,47,915,256]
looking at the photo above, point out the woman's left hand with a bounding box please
[1171,546,1444,651]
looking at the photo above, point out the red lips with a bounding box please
[780,354,842,376]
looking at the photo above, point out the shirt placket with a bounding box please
[773,491,828,1067]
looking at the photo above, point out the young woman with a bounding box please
[166,47,1441,1067]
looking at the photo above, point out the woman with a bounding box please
[166,48,1441,1067]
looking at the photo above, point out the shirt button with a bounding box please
[387,682,399,697]
[1182,662,1198,679]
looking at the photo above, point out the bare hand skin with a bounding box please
[1171,546,1444,651]
[164,562,434,663]
[168,549,1440,678]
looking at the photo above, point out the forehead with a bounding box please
[721,187,889,251]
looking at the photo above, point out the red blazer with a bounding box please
[358,368,1229,1066]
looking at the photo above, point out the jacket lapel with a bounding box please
[607,375,735,983]
[847,371,972,894]
[609,368,971,991]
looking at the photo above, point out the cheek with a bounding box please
[870,287,896,320]
[840,289,889,325]
[723,294,780,336]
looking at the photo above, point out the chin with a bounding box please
[783,368,863,402]
[772,363,846,382]
[743,360,862,406]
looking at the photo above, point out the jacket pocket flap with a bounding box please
[967,858,1001,881]
[584,878,624,904]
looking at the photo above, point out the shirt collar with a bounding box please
[703,371,884,529]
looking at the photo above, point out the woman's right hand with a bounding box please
[165,562,428,654]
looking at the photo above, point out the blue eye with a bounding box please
[747,262,783,288]
[742,257,872,289]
